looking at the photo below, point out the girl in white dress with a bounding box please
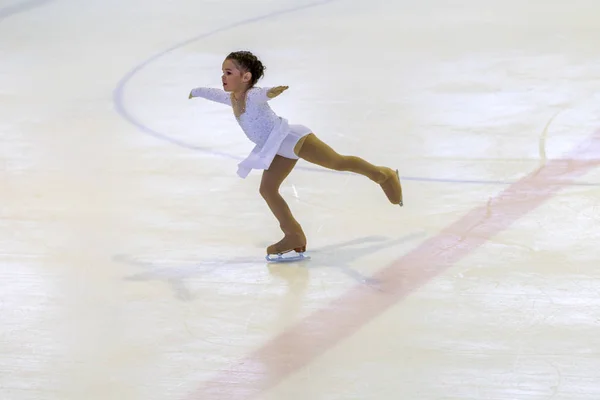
[189,51,402,257]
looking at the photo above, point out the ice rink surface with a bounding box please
[2,0,600,399]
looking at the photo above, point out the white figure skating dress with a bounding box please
[189,86,312,178]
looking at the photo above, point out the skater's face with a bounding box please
[221,59,252,93]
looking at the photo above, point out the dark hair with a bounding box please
[226,51,265,87]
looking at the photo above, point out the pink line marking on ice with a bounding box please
[186,131,600,399]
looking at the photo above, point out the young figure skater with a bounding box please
[188,51,402,257]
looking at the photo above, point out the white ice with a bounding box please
[1,0,599,399]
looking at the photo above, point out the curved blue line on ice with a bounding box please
[113,0,341,164]
[112,0,600,187]
[0,0,53,22]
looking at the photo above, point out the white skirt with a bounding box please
[276,124,313,160]
[236,119,313,178]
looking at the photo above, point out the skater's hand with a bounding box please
[188,90,193,99]
[267,86,289,98]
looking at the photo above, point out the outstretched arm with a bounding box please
[246,86,289,102]
[188,87,231,105]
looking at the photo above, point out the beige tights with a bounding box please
[261,133,402,255]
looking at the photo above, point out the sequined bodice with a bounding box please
[189,86,281,147]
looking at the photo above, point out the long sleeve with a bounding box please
[189,87,231,105]
[246,87,274,103]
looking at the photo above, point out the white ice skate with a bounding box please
[265,247,310,263]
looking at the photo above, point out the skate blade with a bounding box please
[396,169,403,207]
[265,252,310,263]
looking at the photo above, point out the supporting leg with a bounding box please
[259,155,307,254]
[294,133,403,205]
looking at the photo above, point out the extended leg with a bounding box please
[294,133,403,205]
[260,155,307,254]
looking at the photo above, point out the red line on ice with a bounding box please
[186,131,600,399]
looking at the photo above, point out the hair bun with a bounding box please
[226,50,266,87]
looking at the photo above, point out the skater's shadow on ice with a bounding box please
[114,253,252,301]
[114,232,424,301]
[279,232,424,288]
